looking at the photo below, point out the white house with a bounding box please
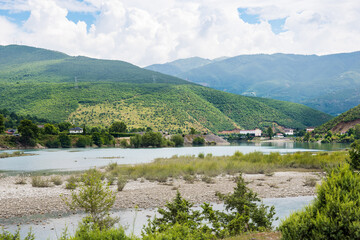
[275,133,284,138]
[306,127,315,132]
[69,127,83,134]
[240,128,262,137]
[284,128,294,135]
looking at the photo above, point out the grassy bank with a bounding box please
[0,151,35,158]
[106,151,347,181]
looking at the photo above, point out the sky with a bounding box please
[0,0,359,66]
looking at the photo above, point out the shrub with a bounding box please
[45,139,60,148]
[303,177,317,187]
[62,169,118,229]
[119,139,128,148]
[117,175,127,191]
[51,175,63,186]
[65,220,132,240]
[59,133,71,148]
[170,134,184,147]
[31,176,51,188]
[66,175,80,190]
[192,137,205,146]
[76,136,91,148]
[0,228,35,240]
[348,140,360,170]
[183,175,195,184]
[201,176,214,184]
[198,152,205,159]
[15,173,27,185]
[280,164,360,239]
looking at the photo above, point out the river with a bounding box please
[0,142,349,172]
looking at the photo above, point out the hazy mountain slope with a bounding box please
[0,45,332,132]
[316,104,360,133]
[146,52,360,115]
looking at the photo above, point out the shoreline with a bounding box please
[0,171,321,222]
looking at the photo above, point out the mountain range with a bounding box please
[146,52,360,116]
[0,45,331,133]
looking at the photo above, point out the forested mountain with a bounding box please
[146,52,360,116]
[316,104,360,133]
[0,45,331,133]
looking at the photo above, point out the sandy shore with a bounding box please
[0,171,322,220]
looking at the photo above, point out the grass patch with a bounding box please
[31,176,51,187]
[50,175,63,185]
[15,173,28,185]
[303,177,318,187]
[105,151,347,182]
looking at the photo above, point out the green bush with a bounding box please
[31,176,51,188]
[0,228,35,240]
[193,137,205,146]
[280,164,360,239]
[51,175,63,185]
[76,136,91,148]
[63,218,133,240]
[59,133,71,148]
[117,175,127,191]
[45,139,60,148]
[170,134,184,147]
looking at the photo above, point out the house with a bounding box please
[37,125,44,129]
[69,127,83,134]
[306,127,315,132]
[239,128,262,137]
[6,129,16,135]
[275,133,284,138]
[284,128,294,135]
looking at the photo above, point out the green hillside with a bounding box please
[146,52,360,115]
[0,45,332,133]
[316,104,360,133]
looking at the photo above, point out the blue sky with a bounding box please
[0,0,359,66]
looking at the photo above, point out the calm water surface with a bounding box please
[0,142,349,172]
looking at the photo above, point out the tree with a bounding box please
[62,169,118,229]
[130,134,142,148]
[92,132,103,147]
[57,122,72,132]
[18,119,39,146]
[192,137,205,146]
[142,131,163,147]
[76,136,91,148]
[58,133,71,148]
[170,134,184,147]
[355,124,360,139]
[267,127,273,140]
[303,131,311,142]
[0,114,5,133]
[109,121,127,134]
[190,127,196,135]
[43,123,58,135]
[348,140,360,170]
[280,164,360,239]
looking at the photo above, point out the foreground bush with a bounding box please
[143,175,276,239]
[279,164,360,239]
[61,218,135,240]
[0,228,34,240]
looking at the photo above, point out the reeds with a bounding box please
[105,151,347,182]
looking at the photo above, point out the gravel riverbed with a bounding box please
[0,171,321,220]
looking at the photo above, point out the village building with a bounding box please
[6,129,16,135]
[306,127,315,132]
[239,128,262,137]
[275,133,284,138]
[284,128,294,135]
[69,127,83,134]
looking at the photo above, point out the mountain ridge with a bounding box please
[0,45,332,132]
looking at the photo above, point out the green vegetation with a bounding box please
[316,104,360,133]
[31,176,51,188]
[0,45,331,133]
[106,151,347,181]
[61,169,118,229]
[0,151,30,158]
[146,52,360,115]
[280,164,360,239]
[143,177,275,239]
[280,141,360,239]
[18,119,39,146]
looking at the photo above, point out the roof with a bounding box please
[70,127,83,130]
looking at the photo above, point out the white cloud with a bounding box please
[0,0,359,66]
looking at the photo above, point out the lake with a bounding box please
[0,142,349,172]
